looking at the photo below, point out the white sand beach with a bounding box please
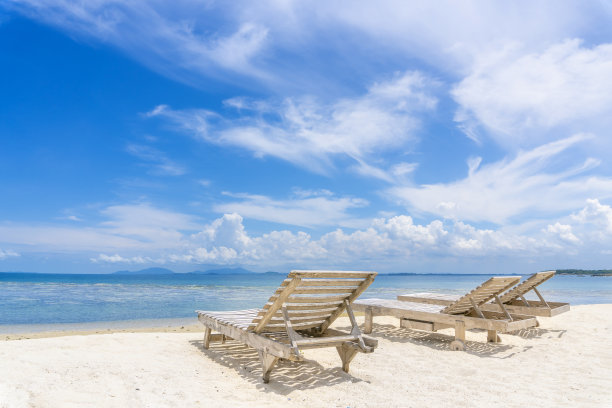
[1,304,611,408]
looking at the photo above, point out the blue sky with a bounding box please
[2,1,612,273]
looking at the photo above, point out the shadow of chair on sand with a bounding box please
[339,323,530,358]
[188,339,364,394]
[510,326,566,339]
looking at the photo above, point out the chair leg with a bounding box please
[487,330,501,343]
[258,351,279,383]
[336,344,359,373]
[364,307,373,334]
[203,327,212,349]
[450,320,466,351]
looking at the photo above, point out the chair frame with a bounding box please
[197,270,378,382]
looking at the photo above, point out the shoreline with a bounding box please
[3,303,612,340]
[0,317,201,340]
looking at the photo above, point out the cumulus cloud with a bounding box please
[545,223,579,244]
[571,199,612,235]
[388,135,612,224]
[5,202,612,269]
[147,71,437,178]
[0,249,20,260]
[453,40,612,147]
[161,212,556,266]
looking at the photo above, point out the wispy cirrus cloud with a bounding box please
[453,40,612,147]
[147,71,438,178]
[126,144,186,176]
[90,253,153,264]
[388,134,612,224]
[0,249,20,260]
[0,203,201,252]
[7,0,270,85]
[214,190,369,228]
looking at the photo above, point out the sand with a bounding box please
[1,304,611,408]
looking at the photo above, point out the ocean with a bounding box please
[1,272,610,333]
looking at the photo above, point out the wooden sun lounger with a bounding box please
[398,271,570,317]
[353,276,538,350]
[196,270,378,383]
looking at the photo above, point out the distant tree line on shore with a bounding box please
[555,269,612,276]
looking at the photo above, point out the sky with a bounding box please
[1,1,612,274]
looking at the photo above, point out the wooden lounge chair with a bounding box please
[398,271,569,317]
[353,276,538,350]
[196,270,378,383]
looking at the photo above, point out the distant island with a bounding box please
[112,267,275,275]
[114,267,175,275]
[555,269,612,276]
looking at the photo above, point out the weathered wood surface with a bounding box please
[258,351,279,383]
[197,313,300,360]
[399,319,434,331]
[487,330,501,343]
[353,298,537,332]
[397,292,456,305]
[398,271,569,317]
[196,269,379,382]
[441,276,520,315]
[499,271,556,304]
[336,343,358,372]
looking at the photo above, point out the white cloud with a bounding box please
[545,223,579,244]
[4,203,612,269]
[0,203,200,252]
[0,249,20,260]
[147,71,437,178]
[571,199,612,235]
[542,199,612,251]
[170,212,560,266]
[8,0,270,84]
[453,40,612,147]
[91,254,151,264]
[214,191,368,228]
[388,135,612,224]
[126,144,186,176]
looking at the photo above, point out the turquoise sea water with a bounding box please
[1,273,610,332]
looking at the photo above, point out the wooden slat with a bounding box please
[253,276,302,333]
[258,321,327,332]
[256,307,342,319]
[289,270,376,279]
[197,313,300,361]
[280,279,364,287]
[275,287,356,295]
[299,279,365,287]
[442,276,520,315]
[253,270,377,334]
[499,271,556,304]
[252,316,332,325]
[294,335,358,346]
[259,302,344,312]
[286,295,351,303]
[320,272,377,332]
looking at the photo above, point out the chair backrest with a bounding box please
[441,276,521,315]
[498,271,556,304]
[248,270,377,333]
